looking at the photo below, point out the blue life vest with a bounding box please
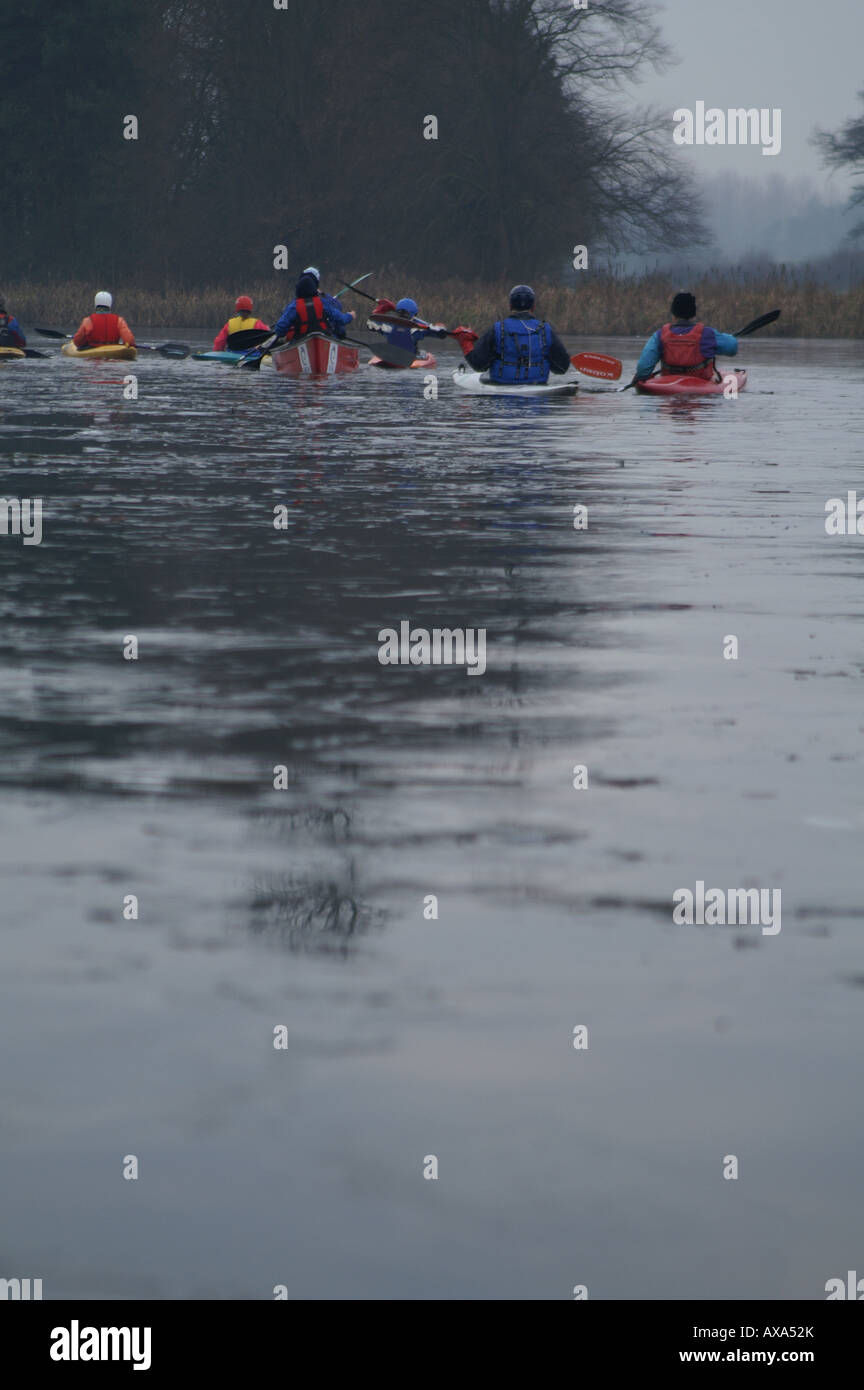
[489,316,552,384]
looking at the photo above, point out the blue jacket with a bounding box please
[636,323,737,378]
[466,311,571,377]
[274,293,353,339]
[0,312,26,347]
[375,320,448,354]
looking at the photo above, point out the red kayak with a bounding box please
[271,333,359,376]
[368,351,437,370]
[636,369,747,397]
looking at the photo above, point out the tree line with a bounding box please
[2,0,709,287]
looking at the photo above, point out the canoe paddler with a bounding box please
[369,297,449,357]
[271,267,355,343]
[635,292,738,382]
[0,298,26,348]
[73,291,136,350]
[456,284,570,384]
[213,296,270,351]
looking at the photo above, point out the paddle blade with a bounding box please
[363,323,416,366]
[34,327,69,339]
[734,309,781,338]
[368,341,416,367]
[336,273,375,300]
[23,348,50,359]
[570,351,622,381]
[227,328,272,350]
[155,343,190,359]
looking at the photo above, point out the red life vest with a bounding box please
[659,322,714,379]
[86,310,123,345]
[292,296,328,338]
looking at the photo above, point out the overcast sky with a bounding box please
[628,0,862,192]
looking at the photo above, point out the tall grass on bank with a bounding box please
[4,268,864,337]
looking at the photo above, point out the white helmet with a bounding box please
[302,266,320,284]
[94,290,113,309]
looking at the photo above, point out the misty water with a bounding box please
[1,334,862,1300]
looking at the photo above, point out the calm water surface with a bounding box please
[1,333,862,1298]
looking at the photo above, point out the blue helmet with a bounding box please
[396,297,418,317]
[509,284,535,311]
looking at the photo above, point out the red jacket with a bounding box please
[659,322,713,379]
[74,309,135,348]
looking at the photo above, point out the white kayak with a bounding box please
[453,367,578,397]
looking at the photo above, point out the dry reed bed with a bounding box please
[5,273,863,337]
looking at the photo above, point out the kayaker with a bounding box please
[369,297,448,357]
[73,292,136,350]
[0,298,26,348]
[271,268,355,343]
[458,285,571,383]
[213,296,270,351]
[635,293,738,382]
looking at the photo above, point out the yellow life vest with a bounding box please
[227,314,258,334]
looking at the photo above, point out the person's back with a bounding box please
[370,297,448,357]
[464,285,571,383]
[73,291,135,348]
[214,296,269,350]
[273,268,354,342]
[636,292,737,382]
[0,301,26,348]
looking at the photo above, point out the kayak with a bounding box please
[369,352,437,370]
[453,367,578,397]
[0,346,25,361]
[636,369,747,396]
[271,333,359,376]
[61,342,137,361]
[192,349,272,366]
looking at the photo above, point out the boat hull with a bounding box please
[61,342,137,361]
[193,349,271,366]
[369,352,437,370]
[453,368,578,397]
[271,333,359,376]
[0,346,25,361]
[636,369,747,396]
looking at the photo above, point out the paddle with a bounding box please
[35,327,189,358]
[360,301,466,366]
[620,309,781,391]
[226,328,274,351]
[22,348,50,359]
[569,352,622,381]
[334,273,373,299]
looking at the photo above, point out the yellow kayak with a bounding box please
[61,342,137,361]
[0,345,25,361]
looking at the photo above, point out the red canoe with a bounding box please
[368,352,438,370]
[636,369,747,397]
[271,333,360,376]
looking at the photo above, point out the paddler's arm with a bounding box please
[213,322,230,351]
[322,295,355,332]
[712,330,739,357]
[273,303,296,338]
[72,318,92,348]
[548,329,572,375]
[118,316,136,346]
[464,326,495,371]
[634,330,662,380]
